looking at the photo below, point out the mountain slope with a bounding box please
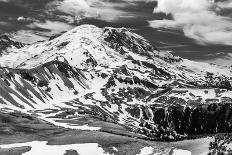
[0,35,24,56]
[0,25,232,140]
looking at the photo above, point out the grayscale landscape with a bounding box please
[0,0,232,155]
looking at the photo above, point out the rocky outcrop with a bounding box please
[132,103,232,140]
[208,134,232,155]
[0,35,24,54]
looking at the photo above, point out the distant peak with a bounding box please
[0,34,24,53]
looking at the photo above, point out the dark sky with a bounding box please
[0,0,232,65]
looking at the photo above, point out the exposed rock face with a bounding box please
[0,35,24,55]
[103,27,182,63]
[208,134,232,155]
[135,103,232,140]
[0,25,231,140]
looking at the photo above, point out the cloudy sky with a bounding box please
[0,0,232,65]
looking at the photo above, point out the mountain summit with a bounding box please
[0,25,232,141]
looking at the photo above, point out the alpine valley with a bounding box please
[0,25,232,155]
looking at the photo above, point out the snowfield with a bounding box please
[0,141,111,155]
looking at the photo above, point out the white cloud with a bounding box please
[11,30,47,44]
[27,20,74,34]
[11,20,74,44]
[201,53,232,66]
[0,21,11,27]
[55,0,92,16]
[149,0,232,45]
[217,1,232,9]
[48,0,130,22]
[17,16,26,21]
[17,16,38,23]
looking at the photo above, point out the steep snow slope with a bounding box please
[0,25,232,140]
[0,62,88,110]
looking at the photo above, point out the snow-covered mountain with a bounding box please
[0,25,232,140]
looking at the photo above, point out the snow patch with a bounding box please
[137,146,154,155]
[172,149,191,155]
[0,141,111,155]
